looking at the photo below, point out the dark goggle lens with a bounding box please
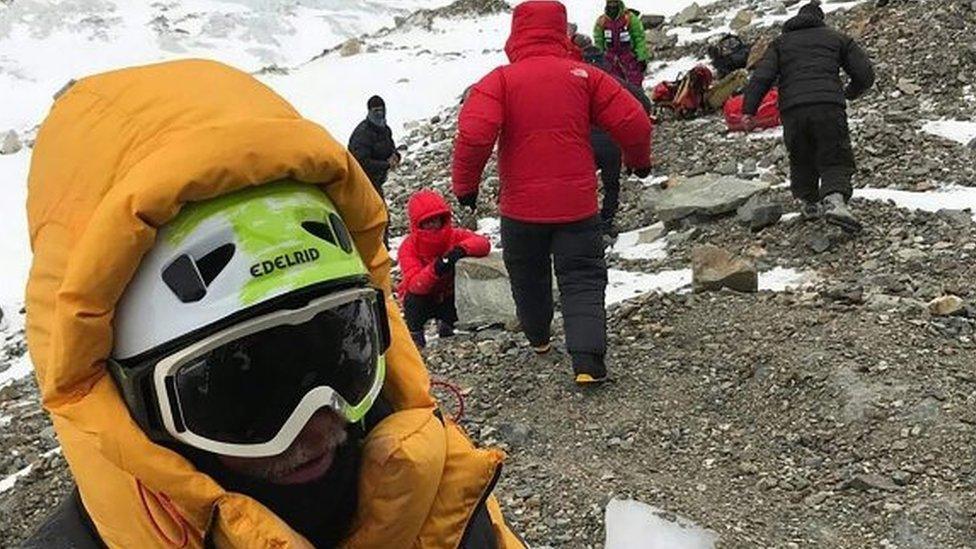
[172,298,379,445]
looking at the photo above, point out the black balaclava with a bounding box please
[605,0,623,19]
[367,95,386,127]
[798,1,825,20]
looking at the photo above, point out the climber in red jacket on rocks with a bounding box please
[452,0,653,384]
[397,190,491,349]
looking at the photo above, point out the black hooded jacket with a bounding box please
[743,13,875,115]
[348,119,398,193]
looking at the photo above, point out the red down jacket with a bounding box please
[452,0,653,224]
[397,190,491,301]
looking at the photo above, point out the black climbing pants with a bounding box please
[592,130,623,223]
[500,215,608,359]
[782,104,856,203]
[403,293,458,333]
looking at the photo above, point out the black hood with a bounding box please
[784,13,826,33]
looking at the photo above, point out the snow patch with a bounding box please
[605,498,718,549]
[612,223,668,261]
[921,120,976,146]
[759,267,817,292]
[607,269,692,305]
[854,186,976,220]
[646,56,706,85]
[0,151,31,318]
[0,355,33,389]
[747,127,783,141]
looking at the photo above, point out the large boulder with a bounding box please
[730,9,754,31]
[692,245,758,293]
[455,252,547,329]
[641,14,666,29]
[339,38,363,57]
[653,174,770,223]
[646,28,678,50]
[671,2,705,25]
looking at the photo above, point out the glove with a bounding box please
[434,247,467,276]
[633,166,652,179]
[457,193,478,212]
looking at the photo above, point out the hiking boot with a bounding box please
[410,330,426,349]
[532,342,552,355]
[800,200,821,221]
[437,320,455,338]
[572,353,608,385]
[821,193,862,234]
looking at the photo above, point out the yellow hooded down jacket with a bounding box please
[25,59,523,548]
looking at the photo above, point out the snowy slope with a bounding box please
[0,0,449,133]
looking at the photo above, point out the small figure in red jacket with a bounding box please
[452,0,652,384]
[398,190,491,349]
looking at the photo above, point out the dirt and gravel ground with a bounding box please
[1,0,974,547]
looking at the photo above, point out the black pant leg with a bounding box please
[434,295,459,325]
[813,106,856,200]
[551,216,608,358]
[593,135,623,223]
[782,109,820,203]
[403,293,436,333]
[500,217,555,346]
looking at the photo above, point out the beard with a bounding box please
[178,423,363,547]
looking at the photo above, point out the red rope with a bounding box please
[137,479,189,548]
[430,379,466,423]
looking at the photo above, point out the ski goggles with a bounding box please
[113,287,390,458]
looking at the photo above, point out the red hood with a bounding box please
[505,1,573,62]
[407,190,454,259]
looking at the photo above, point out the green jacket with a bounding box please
[594,8,649,62]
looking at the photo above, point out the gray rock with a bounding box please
[844,473,901,492]
[928,295,965,316]
[640,14,666,29]
[865,294,925,313]
[692,245,758,293]
[455,253,556,330]
[968,136,976,150]
[654,174,770,223]
[937,209,973,227]
[750,204,783,232]
[645,28,678,50]
[807,233,832,254]
[671,2,704,25]
[340,37,363,57]
[730,9,754,31]
[1,130,22,155]
[715,160,738,176]
[497,422,534,446]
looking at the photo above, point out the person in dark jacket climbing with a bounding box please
[742,1,874,233]
[583,46,653,237]
[453,1,653,385]
[397,190,491,349]
[348,95,401,197]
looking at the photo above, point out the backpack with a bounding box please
[671,65,714,118]
[747,35,773,70]
[724,88,781,132]
[708,34,752,79]
[705,69,749,110]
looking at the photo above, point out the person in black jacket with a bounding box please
[583,46,653,237]
[348,95,401,197]
[743,1,874,233]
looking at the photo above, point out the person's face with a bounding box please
[216,409,348,485]
[605,1,622,16]
[419,215,446,231]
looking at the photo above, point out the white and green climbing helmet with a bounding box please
[110,181,390,458]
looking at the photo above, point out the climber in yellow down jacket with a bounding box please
[23,59,524,548]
